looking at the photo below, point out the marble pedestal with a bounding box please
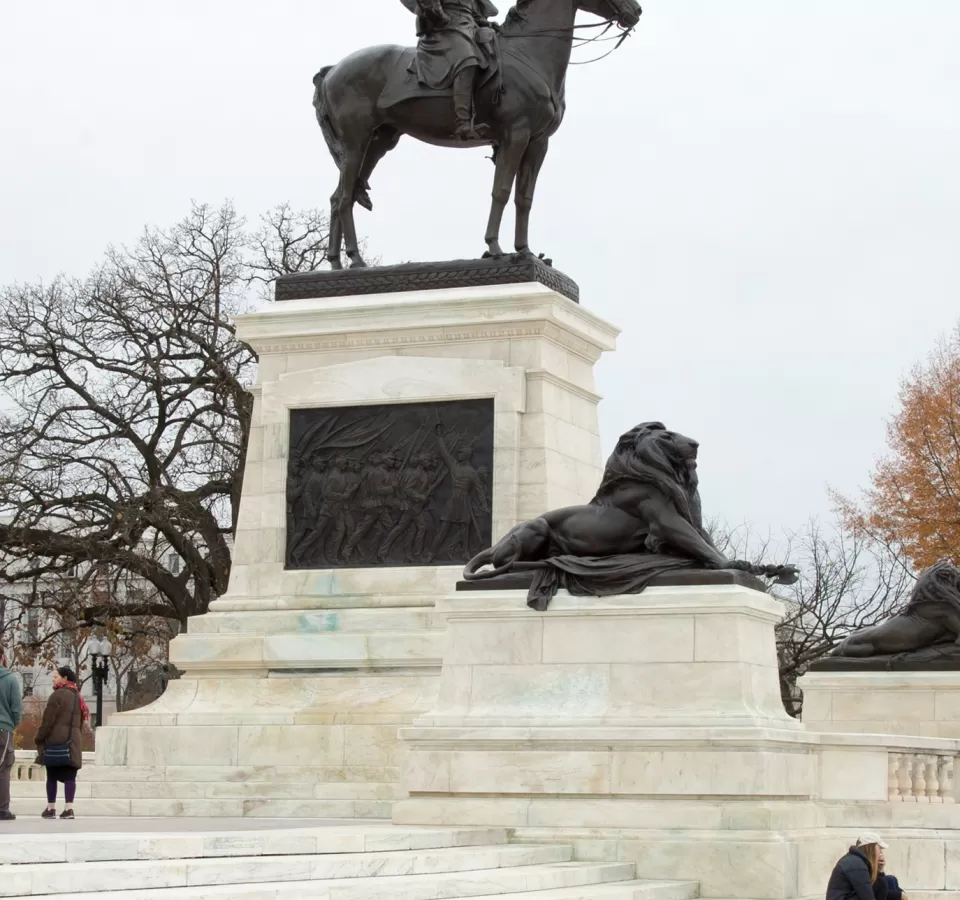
[95,279,619,815]
[395,582,960,898]
[800,669,960,738]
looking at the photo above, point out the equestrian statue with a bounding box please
[313,0,643,269]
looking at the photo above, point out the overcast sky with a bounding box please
[2,1,958,536]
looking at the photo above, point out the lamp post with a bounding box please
[88,637,112,728]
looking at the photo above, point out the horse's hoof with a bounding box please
[328,258,343,271]
[348,258,368,269]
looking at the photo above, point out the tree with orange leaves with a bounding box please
[837,325,960,569]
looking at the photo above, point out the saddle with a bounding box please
[377,37,501,111]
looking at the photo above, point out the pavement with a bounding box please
[0,816,382,835]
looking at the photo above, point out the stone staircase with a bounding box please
[9,580,453,818]
[10,759,401,818]
[0,823,699,900]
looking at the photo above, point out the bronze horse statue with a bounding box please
[313,0,643,269]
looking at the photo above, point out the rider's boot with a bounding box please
[453,67,483,141]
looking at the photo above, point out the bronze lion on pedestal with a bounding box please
[464,421,798,609]
[822,562,960,667]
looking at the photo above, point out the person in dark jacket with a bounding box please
[35,666,89,820]
[0,648,23,822]
[881,872,905,900]
[826,833,889,900]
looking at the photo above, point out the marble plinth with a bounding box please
[800,670,960,738]
[409,583,798,731]
[95,280,618,813]
[394,583,960,899]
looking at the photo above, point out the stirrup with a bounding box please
[454,121,481,141]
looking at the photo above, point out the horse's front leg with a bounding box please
[327,189,343,271]
[514,137,549,255]
[484,129,530,258]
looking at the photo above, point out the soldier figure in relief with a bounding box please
[404,0,500,140]
[429,425,488,561]
[290,455,328,565]
[378,453,444,562]
[303,455,360,564]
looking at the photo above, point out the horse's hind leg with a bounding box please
[327,191,343,270]
[334,134,373,269]
[514,137,549,255]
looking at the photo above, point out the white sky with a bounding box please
[1,1,958,535]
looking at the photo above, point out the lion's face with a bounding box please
[656,429,699,468]
[617,422,699,477]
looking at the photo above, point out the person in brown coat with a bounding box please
[35,667,89,820]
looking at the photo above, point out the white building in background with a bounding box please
[0,515,179,717]
[1,578,119,717]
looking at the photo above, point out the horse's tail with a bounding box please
[313,67,342,170]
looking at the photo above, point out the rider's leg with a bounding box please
[453,66,481,140]
[355,127,401,212]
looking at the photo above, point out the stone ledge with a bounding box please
[809,653,960,672]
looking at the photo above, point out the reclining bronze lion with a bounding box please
[464,421,798,607]
[829,561,960,660]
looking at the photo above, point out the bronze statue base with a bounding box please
[275,254,579,303]
[456,567,771,596]
[809,645,960,672]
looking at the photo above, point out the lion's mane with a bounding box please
[590,421,699,526]
[906,561,960,616]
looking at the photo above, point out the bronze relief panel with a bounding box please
[286,399,494,569]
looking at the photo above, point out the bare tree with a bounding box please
[108,613,178,712]
[0,201,336,632]
[709,518,914,717]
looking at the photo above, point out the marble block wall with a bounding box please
[96,281,619,809]
[395,583,960,898]
[231,280,620,595]
[800,670,960,738]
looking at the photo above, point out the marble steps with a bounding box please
[189,607,441,634]
[65,765,402,784]
[474,881,701,900]
[0,826,509,865]
[3,862,647,900]
[12,780,404,801]
[1,843,606,896]
[9,797,393,818]
[213,593,442,611]
[171,630,444,670]
[14,879,699,900]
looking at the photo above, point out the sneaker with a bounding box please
[0,811,15,821]
[59,809,75,820]
[41,808,56,819]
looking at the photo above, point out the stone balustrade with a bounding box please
[888,750,956,803]
[13,750,95,783]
